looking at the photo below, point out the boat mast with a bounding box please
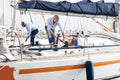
[12,0,16,30]
[3,0,4,26]
[0,0,5,25]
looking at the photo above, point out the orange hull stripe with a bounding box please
[19,59,120,74]
[19,65,85,74]
[94,59,120,67]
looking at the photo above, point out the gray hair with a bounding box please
[54,15,59,19]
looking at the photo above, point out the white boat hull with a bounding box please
[1,50,120,80]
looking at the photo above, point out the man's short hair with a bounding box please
[21,21,26,27]
[21,21,24,24]
[54,15,59,19]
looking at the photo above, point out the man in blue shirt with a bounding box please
[45,15,65,48]
[21,21,39,46]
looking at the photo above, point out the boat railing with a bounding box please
[6,30,23,60]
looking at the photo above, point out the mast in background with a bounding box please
[12,0,17,30]
[0,0,4,25]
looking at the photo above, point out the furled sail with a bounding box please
[18,0,119,17]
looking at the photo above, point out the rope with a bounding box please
[76,3,83,13]
[92,18,113,32]
[41,12,46,24]
[63,16,68,31]
[28,11,33,24]
[57,1,67,12]
[83,36,91,60]
[86,38,90,60]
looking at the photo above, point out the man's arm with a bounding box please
[62,32,65,39]
[26,23,32,37]
[25,36,29,42]
[46,17,57,38]
[58,23,65,40]
[48,30,57,38]
[21,36,29,45]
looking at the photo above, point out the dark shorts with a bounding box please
[30,29,38,46]
[48,37,55,44]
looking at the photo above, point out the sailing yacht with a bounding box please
[0,0,120,80]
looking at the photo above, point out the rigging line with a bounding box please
[91,18,113,32]
[86,38,90,60]
[63,16,68,31]
[57,1,67,12]
[71,16,75,35]
[28,11,33,24]
[79,18,83,31]
[79,18,84,36]
[74,17,76,32]
[10,0,13,26]
[41,12,46,24]
[77,17,80,31]
[69,16,71,34]
[83,37,90,60]
[109,20,114,30]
